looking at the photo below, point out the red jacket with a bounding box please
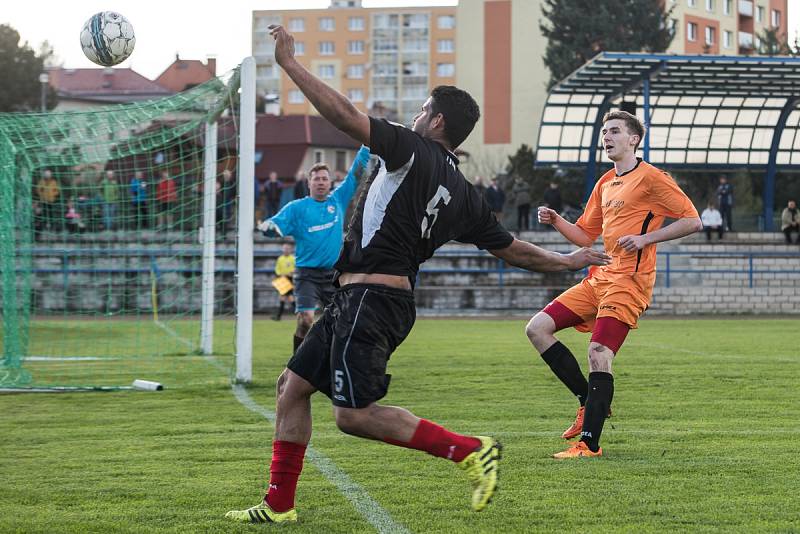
[156,178,177,203]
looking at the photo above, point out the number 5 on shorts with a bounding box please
[334,370,344,393]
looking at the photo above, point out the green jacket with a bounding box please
[102,180,120,203]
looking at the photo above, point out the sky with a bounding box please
[1,0,797,80]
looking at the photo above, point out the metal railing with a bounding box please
[21,248,800,290]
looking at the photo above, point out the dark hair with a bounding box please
[603,110,646,150]
[308,162,329,177]
[429,85,480,149]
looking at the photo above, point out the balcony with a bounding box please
[738,0,753,17]
[738,31,754,48]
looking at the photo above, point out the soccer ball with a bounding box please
[80,12,136,67]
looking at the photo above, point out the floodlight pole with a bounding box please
[235,57,256,383]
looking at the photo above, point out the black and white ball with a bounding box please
[80,12,135,67]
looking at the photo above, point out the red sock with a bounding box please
[265,440,306,512]
[384,419,481,462]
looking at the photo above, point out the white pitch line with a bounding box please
[25,356,122,361]
[232,384,410,534]
[154,320,196,351]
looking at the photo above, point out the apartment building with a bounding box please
[252,0,457,125]
[665,0,788,54]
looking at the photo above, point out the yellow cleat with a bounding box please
[458,436,502,511]
[553,440,602,459]
[225,501,298,523]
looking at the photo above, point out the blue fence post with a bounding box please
[748,255,754,288]
[666,252,671,289]
[498,259,505,288]
[62,251,70,293]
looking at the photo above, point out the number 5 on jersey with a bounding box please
[421,185,451,239]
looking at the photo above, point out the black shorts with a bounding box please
[294,268,335,313]
[287,283,415,408]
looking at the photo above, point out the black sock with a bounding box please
[277,301,285,319]
[540,341,589,406]
[580,372,614,452]
[293,335,304,355]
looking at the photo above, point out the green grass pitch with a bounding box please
[1,318,798,533]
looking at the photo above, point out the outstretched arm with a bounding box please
[617,216,702,252]
[270,25,370,146]
[537,207,596,247]
[489,238,610,272]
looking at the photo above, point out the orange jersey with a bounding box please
[576,160,698,275]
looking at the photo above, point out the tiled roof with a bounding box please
[47,67,172,102]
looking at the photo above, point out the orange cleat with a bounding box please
[561,406,585,439]
[552,440,602,459]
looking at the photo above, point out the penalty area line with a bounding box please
[231,384,410,534]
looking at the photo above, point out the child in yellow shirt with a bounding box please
[274,242,295,321]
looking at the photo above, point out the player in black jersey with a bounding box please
[226,25,611,524]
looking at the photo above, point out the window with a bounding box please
[771,9,780,28]
[335,150,347,172]
[348,40,364,54]
[257,65,278,79]
[295,42,305,56]
[669,18,678,34]
[318,64,335,79]
[319,17,335,31]
[688,0,696,7]
[288,18,305,32]
[437,39,454,53]
[705,26,715,45]
[314,150,323,163]
[319,41,335,55]
[723,30,732,48]
[756,5,764,22]
[687,22,698,41]
[347,64,364,79]
[348,16,365,31]
[437,15,455,29]
[705,0,713,11]
[347,88,364,102]
[437,63,455,77]
[288,89,304,104]
[723,0,732,15]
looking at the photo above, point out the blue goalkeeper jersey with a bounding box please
[269,146,370,269]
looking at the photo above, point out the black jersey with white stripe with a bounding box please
[334,117,513,281]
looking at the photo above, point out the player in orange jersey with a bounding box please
[527,110,702,459]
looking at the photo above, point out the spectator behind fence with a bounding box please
[156,171,178,229]
[716,175,734,231]
[36,169,61,232]
[781,200,799,244]
[512,177,532,231]
[130,171,149,229]
[101,170,120,231]
[293,170,309,200]
[64,198,85,233]
[216,169,237,235]
[485,177,506,219]
[543,181,563,216]
[700,202,724,241]
[265,171,283,218]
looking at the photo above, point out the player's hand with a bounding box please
[617,234,649,252]
[537,206,558,225]
[268,25,295,66]
[565,247,611,270]
[257,220,277,236]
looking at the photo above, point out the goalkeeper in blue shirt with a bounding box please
[259,146,371,353]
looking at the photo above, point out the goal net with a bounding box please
[0,63,255,391]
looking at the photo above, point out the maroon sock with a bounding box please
[265,440,306,512]
[384,419,481,462]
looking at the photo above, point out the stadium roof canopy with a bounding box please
[534,52,800,230]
